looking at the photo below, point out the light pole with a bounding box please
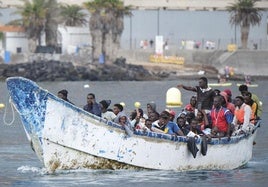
[234,24,237,44]
[130,14,132,49]
[157,8,160,35]
[266,16,268,40]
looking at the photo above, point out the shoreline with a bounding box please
[1,50,268,82]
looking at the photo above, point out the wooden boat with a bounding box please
[6,77,260,172]
[208,82,232,87]
[237,83,259,88]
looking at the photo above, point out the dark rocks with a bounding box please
[0,58,157,82]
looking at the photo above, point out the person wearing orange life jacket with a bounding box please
[239,84,262,119]
[232,96,254,134]
[210,95,233,139]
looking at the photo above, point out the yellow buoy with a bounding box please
[120,102,126,107]
[134,101,141,108]
[166,87,183,108]
[0,103,5,109]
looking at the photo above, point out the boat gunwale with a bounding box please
[48,93,261,146]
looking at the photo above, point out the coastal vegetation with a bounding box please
[59,4,87,27]
[9,0,131,64]
[13,0,59,52]
[227,0,263,49]
[83,0,132,63]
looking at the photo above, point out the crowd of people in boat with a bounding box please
[57,76,262,139]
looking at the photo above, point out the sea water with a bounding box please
[0,79,268,187]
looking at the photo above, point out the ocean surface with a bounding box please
[0,79,268,187]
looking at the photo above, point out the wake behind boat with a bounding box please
[6,77,260,172]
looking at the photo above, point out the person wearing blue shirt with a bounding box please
[151,111,184,136]
[83,93,101,117]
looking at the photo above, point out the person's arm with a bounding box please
[151,122,165,133]
[201,109,210,128]
[176,129,185,136]
[252,94,262,117]
[177,84,196,92]
[225,110,234,139]
[173,123,185,136]
[241,105,252,132]
[122,123,133,137]
[251,102,257,118]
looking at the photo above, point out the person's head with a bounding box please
[242,91,252,97]
[199,77,208,88]
[184,96,197,112]
[113,103,123,115]
[196,110,204,122]
[214,89,221,96]
[219,91,228,107]
[130,108,144,120]
[239,84,248,95]
[176,116,186,127]
[190,96,197,106]
[166,109,176,122]
[158,111,170,126]
[147,102,156,113]
[99,100,111,111]
[190,118,199,130]
[243,91,252,104]
[235,96,244,107]
[224,89,232,97]
[223,89,232,102]
[178,111,187,119]
[148,111,160,122]
[177,111,187,123]
[145,119,152,129]
[186,112,195,124]
[119,115,127,125]
[213,95,223,109]
[58,89,68,100]
[87,93,95,104]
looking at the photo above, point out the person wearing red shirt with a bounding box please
[210,95,234,139]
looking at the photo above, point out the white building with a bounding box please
[0,25,28,54]
[0,25,91,55]
[57,25,91,54]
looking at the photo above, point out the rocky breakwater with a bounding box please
[0,58,165,81]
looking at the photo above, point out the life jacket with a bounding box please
[211,107,228,132]
[234,103,255,125]
[234,104,245,125]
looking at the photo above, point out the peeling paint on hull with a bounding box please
[6,77,260,172]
